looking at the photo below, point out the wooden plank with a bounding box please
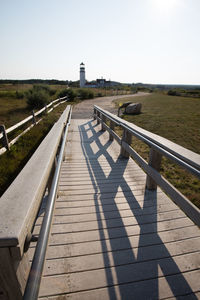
[54,198,176,210]
[34,209,185,235]
[31,236,200,261]
[38,117,200,299]
[57,189,164,202]
[52,204,182,219]
[39,271,200,299]
[39,253,200,297]
[47,219,195,246]
[42,239,200,276]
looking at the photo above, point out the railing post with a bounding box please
[93,108,96,120]
[101,114,106,131]
[146,148,162,190]
[120,128,132,158]
[0,124,9,150]
[32,110,36,125]
[97,111,100,124]
[109,120,115,141]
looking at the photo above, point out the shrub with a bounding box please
[15,91,24,99]
[58,88,77,101]
[26,85,50,109]
[78,89,94,100]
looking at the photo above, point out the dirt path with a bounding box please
[71,92,149,119]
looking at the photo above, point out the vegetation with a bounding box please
[114,93,200,208]
[167,88,200,98]
[26,85,51,109]
[0,103,69,196]
[0,84,66,128]
[58,88,77,101]
[78,88,94,100]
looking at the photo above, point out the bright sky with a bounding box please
[0,0,200,84]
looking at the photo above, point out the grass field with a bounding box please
[0,84,127,128]
[114,93,200,208]
[0,84,66,128]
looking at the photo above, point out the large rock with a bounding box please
[118,102,133,116]
[125,103,142,114]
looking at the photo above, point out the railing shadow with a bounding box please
[78,119,197,300]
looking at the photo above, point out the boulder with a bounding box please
[118,102,134,116]
[125,103,142,114]
[119,101,133,108]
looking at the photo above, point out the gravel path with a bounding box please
[71,92,149,119]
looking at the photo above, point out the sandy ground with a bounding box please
[71,92,149,119]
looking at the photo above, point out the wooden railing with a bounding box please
[94,105,200,226]
[0,96,68,155]
[0,105,71,299]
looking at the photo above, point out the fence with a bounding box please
[0,96,68,155]
[94,105,200,226]
[0,105,71,299]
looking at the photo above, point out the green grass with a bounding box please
[114,93,200,208]
[0,83,66,128]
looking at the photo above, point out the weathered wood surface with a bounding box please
[34,118,200,299]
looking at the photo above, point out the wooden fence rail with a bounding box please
[0,96,68,155]
[94,105,200,226]
[0,106,71,299]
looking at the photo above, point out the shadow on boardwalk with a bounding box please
[79,119,197,300]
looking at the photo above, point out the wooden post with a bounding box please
[109,120,115,141]
[0,124,9,150]
[93,108,96,120]
[101,114,106,131]
[97,111,100,124]
[0,246,31,299]
[32,110,36,125]
[146,148,162,190]
[120,128,132,158]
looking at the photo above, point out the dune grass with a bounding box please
[114,93,200,208]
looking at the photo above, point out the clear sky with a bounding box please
[1,0,200,84]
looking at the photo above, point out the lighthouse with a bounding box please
[80,62,86,87]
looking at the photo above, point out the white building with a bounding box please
[79,62,113,88]
[80,62,86,87]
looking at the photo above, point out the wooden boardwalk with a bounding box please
[33,118,200,299]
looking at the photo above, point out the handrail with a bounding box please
[122,123,200,179]
[94,105,200,172]
[0,96,68,155]
[0,96,67,138]
[94,105,200,226]
[23,107,72,300]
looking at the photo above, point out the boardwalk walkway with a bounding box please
[32,97,200,299]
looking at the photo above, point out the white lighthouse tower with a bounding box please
[80,62,86,88]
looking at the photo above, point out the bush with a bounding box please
[58,88,77,101]
[15,91,24,99]
[78,89,94,100]
[26,85,50,109]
